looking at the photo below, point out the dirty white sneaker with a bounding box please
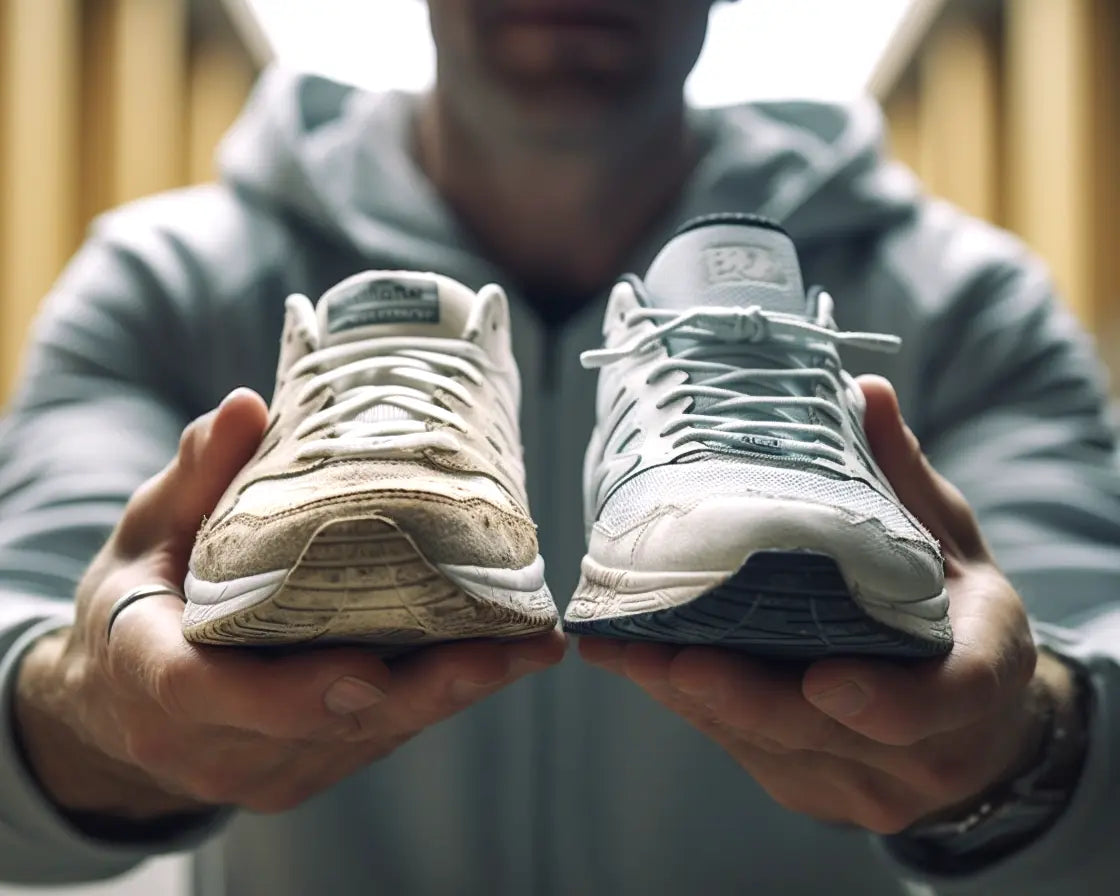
[564,215,950,658]
[184,271,557,649]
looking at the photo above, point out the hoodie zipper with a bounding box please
[540,328,561,392]
[533,322,560,896]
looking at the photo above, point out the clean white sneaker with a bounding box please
[564,215,950,658]
[184,271,557,649]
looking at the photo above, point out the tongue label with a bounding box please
[702,245,788,288]
[327,276,440,332]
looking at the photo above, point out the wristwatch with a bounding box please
[890,649,1091,873]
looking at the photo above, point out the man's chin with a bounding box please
[487,66,653,134]
[501,89,646,145]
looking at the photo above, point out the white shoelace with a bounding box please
[581,304,901,463]
[290,336,492,460]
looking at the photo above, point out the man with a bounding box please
[1,1,1118,893]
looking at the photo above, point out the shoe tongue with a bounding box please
[317,271,475,345]
[644,214,809,316]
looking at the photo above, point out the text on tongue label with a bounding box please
[702,244,787,288]
[328,277,441,331]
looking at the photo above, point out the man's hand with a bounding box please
[580,375,1066,834]
[15,389,565,821]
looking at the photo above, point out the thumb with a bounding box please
[115,388,268,559]
[858,375,985,561]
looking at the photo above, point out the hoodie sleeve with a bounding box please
[874,218,1120,892]
[0,222,230,882]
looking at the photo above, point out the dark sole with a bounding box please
[564,550,952,659]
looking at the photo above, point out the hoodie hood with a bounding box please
[219,66,919,272]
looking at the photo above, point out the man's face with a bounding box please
[426,0,715,137]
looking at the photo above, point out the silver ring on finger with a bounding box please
[106,584,186,642]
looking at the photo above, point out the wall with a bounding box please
[875,0,1120,382]
[0,0,258,402]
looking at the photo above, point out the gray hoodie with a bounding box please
[2,67,1120,895]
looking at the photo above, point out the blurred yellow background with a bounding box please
[0,0,257,402]
[875,0,1120,381]
[1,0,1119,405]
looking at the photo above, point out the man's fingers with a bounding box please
[578,636,626,671]
[857,375,986,561]
[115,388,268,559]
[803,575,1035,745]
[238,744,359,814]
[621,642,678,683]
[108,597,393,740]
[139,724,299,808]
[733,743,923,834]
[584,641,857,756]
[351,632,566,741]
[229,633,566,809]
[666,647,866,753]
[628,648,966,832]
[857,375,932,512]
[103,605,562,808]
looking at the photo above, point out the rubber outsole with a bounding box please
[183,517,557,652]
[563,550,952,659]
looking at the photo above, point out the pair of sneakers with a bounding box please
[183,216,950,659]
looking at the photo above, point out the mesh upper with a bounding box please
[596,457,927,542]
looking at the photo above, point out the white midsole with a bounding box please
[437,554,552,613]
[182,568,290,629]
[184,568,289,607]
[569,553,949,640]
[183,554,552,626]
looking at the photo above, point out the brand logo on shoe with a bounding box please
[328,277,441,331]
[702,245,787,287]
[715,434,789,456]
